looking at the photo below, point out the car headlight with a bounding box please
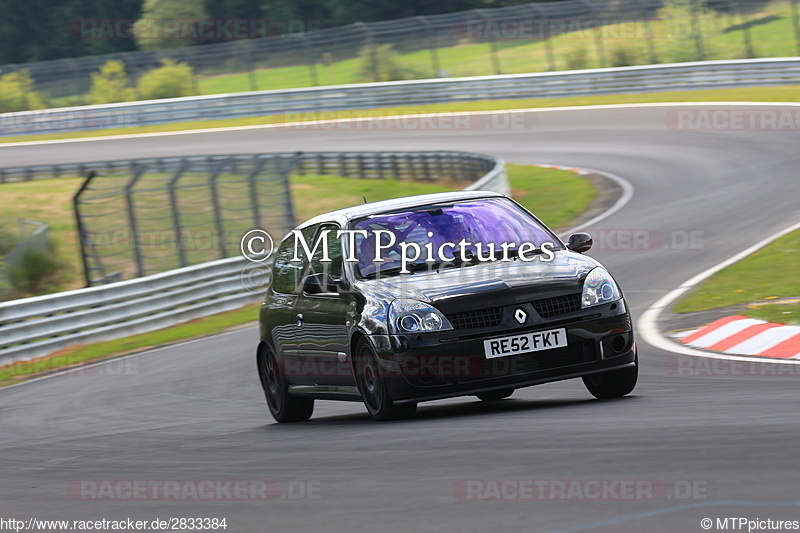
[581,267,621,308]
[389,299,454,333]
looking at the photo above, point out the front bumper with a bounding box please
[369,301,636,403]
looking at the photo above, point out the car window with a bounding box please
[307,223,343,281]
[352,197,560,277]
[272,225,317,294]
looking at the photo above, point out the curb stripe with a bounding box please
[680,315,748,344]
[760,330,800,358]
[706,322,783,351]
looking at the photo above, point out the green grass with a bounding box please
[506,164,595,229]
[674,229,800,313]
[0,163,596,386]
[5,85,800,145]
[744,302,800,325]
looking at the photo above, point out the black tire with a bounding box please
[257,344,314,423]
[582,356,638,399]
[476,388,514,402]
[355,338,417,421]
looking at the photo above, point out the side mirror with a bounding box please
[302,273,339,295]
[567,233,593,253]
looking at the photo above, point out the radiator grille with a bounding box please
[532,294,582,319]
[448,307,503,330]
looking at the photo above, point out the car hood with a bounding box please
[355,251,601,314]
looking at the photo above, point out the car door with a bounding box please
[294,223,355,387]
[268,226,317,385]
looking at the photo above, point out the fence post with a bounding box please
[124,167,148,279]
[634,0,658,65]
[245,40,259,92]
[691,0,706,61]
[416,16,441,78]
[474,10,501,75]
[791,0,800,56]
[736,0,755,58]
[74,171,100,286]
[168,161,189,268]
[304,35,320,86]
[529,5,556,71]
[208,160,230,259]
[576,0,607,68]
[357,22,380,81]
[247,155,268,231]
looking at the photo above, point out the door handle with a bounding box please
[296,313,304,327]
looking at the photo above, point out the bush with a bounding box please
[357,44,423,82]
[89,60,137,104]
[608,45,642,67]
[563,47,590,70]
[0,70,46,112]
[137,59,197,100]
[9,248,61,296]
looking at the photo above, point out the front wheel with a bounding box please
[257,344,314,423]
[355,338,417,421]
[582,356,638,399]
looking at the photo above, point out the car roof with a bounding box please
[295,190,508,229]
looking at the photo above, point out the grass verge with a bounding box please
[673,229,800,321]
[0,164,593,387]
[3,85,800,145]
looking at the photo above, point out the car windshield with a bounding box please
[351,198,560,278]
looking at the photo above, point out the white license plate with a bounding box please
[483,328,568,359]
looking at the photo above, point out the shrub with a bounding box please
[89,60,137,104]
[9,248,61,296]
[608,45,642,67]
[357,44,423,82]
[563,47,590,70]
[0,70,46,112]
[137,59,197,100]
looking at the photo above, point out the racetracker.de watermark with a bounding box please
[278,111,537,131]
[68,19,324,40]
[454,479,707,501]
[68,480,321,501]
[665,108,800,131]
[665,355,800,378]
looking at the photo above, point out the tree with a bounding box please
[137,58,196,99]
[88,60,137,104]
[134,0,209,50]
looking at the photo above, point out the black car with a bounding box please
[257,191,637,422]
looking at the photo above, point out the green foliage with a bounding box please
[135,0,210,50]
[9,248,61,296]
[0,225,18,256]
[608,45,642,67]
[563,47,590,70]
[0,70,46,112]
[137,59,197,100]
[357,44,424,82]
[89,60,137,104]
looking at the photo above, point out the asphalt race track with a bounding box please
[2,104,800,532]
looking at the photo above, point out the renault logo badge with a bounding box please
[514,308,527,324]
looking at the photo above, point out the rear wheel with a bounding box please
[582,356,638,399]
[257,344,314,423]
[355,338,417,421]
[476,388,514,402]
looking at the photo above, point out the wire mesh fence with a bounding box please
[0,0,796,110]
[71,151,498,286]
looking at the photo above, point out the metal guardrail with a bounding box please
[3,57,800,137]
[0,152,507,364]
